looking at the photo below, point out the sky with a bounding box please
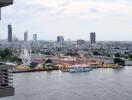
[0,0,132,41]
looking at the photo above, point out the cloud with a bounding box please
[128,28,132,32]
[1,0,132,40]
[3,0,132,21]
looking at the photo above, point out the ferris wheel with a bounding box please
[20,42,32,66]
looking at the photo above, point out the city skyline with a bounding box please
[0,0,132,41]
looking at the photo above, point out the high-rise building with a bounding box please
[90,32,96,44]
[77,39,85,45]
[57,36,64,43]
[24,31,28,41]
[8,24,12,42]
[33,34,37,41]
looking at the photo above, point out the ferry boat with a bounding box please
[61,65,92,73]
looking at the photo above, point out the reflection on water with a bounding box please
[3,67,132,100]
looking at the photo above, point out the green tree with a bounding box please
[129,55,132,60]
[113,58,125,66]
[114,53,121,57]
[0,48,12,59]
[93,51,99,56]
[30,62,39,68]
[45,59,52,64]
[10,57,22,64]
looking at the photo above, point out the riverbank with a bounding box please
[13,65,125,73]
[13,68,59,73]
[92,66,124,69]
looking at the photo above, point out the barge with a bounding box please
[61,65,92,73]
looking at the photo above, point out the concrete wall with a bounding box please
[0,87,14,97]
[0,0,13,7]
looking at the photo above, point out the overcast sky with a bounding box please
[0,0,132,41]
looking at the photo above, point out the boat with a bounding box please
[61,65,92,73]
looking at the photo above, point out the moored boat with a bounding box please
[61,65,92,73]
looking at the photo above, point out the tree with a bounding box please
[30,62,39,68]
[45,59,52,64]
[113,58,125,66]
[65,52,79,57]
[0,48,12,59]
[93,51,99,56]
[106,54,110,57]
[114,53,121,57]
[10,57,22,64]
[129,55,132,60]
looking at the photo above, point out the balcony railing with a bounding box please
[0,65,14,97]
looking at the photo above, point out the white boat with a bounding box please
[61,65,92,73]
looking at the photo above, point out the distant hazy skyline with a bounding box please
[0,0,132,41]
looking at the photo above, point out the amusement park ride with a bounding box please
[20,42,32,66]
[0,0,14,98]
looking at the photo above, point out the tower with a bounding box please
[24,31,28,41]
[8,24,12,42]
[33,34,37,41]
[57,36,64,43]
[90,32,96,44]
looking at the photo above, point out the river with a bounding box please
[3,66,132,100]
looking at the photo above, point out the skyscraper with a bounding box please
[90,32,96,44]
[33,34,37,41]
[24,31,28,41]
[77,39,85,45]
[8,24,12,42]
[57,36,64,43]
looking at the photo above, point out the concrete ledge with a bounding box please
[0,0,13,7]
